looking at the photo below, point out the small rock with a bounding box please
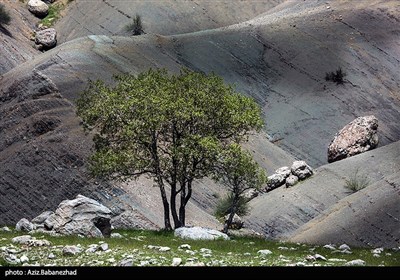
[266,173,286,191]
[99,243,109,251]
[291,161,313,180]
[62,245,82,256]
[111,233,123,238]
[345,259,366,266]
[32,211,54,227]
[224,213,243,229]
[12,235,34,244]
[159,246,170,252]
[172,258,182,266]
[339,244,351,251]
[243,188,259,201]
[178,244,191,250]
[28,0,49,17]
[323,244,336,250]
[0,226,11,232]
[328,258,346,262]
[278,246,289,250]
[118,258,133,266]
[184,261,205,267]
[106,258,115,263]
[314,254,327,261]
[258,249,272,256]
[373,253,380,258]
[372,248,383,254]
[16,218,35,232]
[20,255,29,263]
[275,166,291,178]
[48,253,56,259]
[200,248,212,254]
[4,254,20,265]
[305,255,316,262]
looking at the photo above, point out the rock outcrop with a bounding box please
[291,161,313,180]
[27,0,49,18]
[328,116,379,163]
[15,218,35,232]
[35,28,57,50]
[266,161,313,191]
[174,227,229,240]
[43,195,112,237]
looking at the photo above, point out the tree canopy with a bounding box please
[77,68,264,230]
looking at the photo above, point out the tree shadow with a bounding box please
[0,25,13,38]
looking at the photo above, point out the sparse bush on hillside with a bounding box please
[215,193,250,219]
[40,3,63,27]
[0,4,11,26]
[126,14,144,36]
[344,169,370,193]
[325,67,346,84]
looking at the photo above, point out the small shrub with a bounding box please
[0,4,11,26]
[40,3,64,27]
[126,14,144,36]
[344,169,370,193]
[325,67,346,84]
[214,193,249,218]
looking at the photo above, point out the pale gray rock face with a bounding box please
[285,175,299,187]
[243,188,259,201]
[31,211,54,227]
[35,28,57,50]
[28,0,49,17]
[328,115,378,163]
[44,194,112,238]
[291,161,313,180]
[15,218,35,232]
[12,235,34,245]
[174,227,229,240]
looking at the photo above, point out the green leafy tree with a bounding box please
[214,144,267,233]
[0,4,11,26]
[77,68,263,230]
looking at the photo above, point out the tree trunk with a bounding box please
[170,182,181,229]
[223,194,239,234]
[158,182,172,230]
[179,180,192,227]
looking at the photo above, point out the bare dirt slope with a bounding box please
[245,140,400,248]
[56,0,284,43]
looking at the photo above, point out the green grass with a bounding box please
[0,229,399,266]
[344,169,370,193]
[40,3,64,27]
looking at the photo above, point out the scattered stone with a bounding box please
[45,194,112,238]
[178,244,191,250]
[20,255,29,263]
[258,249,272,256]
[345,259,366,266]
[28,0,49,17]
[323,244,336,250]
[16,218,35,232]
[328,258,346,262]
[48,253,55,259]
[62,245,82,256]
[99,243,109,251]
[4,254,20,265]
[111,233,123,239]
[372,248,384,254]
[224,213,243,229]
[118,258,133,266]
[373,253,380,258]
[171,258,182,266]
[12,235,34,244]
[285,175,299,187]
[35,28,57,50]
[184,261,206,267]
[305,255,316,262]
[266,173,286,191]
[291,161,313,180]
[314,254,327,261]
[278,246,289,250]
[328,115,378,163]
[29,239,51,247]
[200,248,212,254]
[106,258,115,263]
[339,244,351,251]
[159,246,170,252]
[174,227,229,240]
[275,166,291,178]
[0,226,11,232]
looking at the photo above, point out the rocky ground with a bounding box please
[1,228,399,267]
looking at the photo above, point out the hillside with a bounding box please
[0,0,399,249]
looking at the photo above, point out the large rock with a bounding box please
[44,194,112,238]
[27,0,49,18]
[15,218,35,232]
[174,227,229,240]
[31,211,54,228]
[35,28,57,50]
[328,116,379,163]
[265,173,286,191]
[285,175,299,187]
[275,166,291,179]
[291,161,313,180]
